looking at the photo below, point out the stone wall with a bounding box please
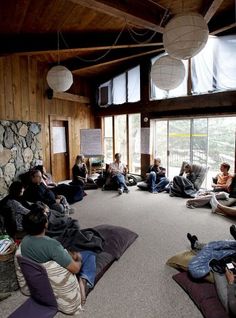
[0,120,42,199]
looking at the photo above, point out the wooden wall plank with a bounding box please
[0,58,5,120]
[3,58,13,119]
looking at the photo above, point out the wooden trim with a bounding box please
[203,0,225,23]
[49,115,72,179]
[52,91,90,104]
[68,0,165,33]
[210,22,236,35]
[95,91,236,117]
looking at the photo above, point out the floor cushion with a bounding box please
[94,224,138,260]
[166,250,214,283]
[137,181,148,190]
[173,272,229,318]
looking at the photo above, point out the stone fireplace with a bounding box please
[0,120,42,199]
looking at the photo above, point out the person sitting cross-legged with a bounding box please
[146,158,169,194]
[107,153,129,195]
[21,206,96,306]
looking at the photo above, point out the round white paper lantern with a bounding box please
[151,55,185,91]
[163,13,209,60]
[46,65,73,92]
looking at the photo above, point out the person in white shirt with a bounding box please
[108,153,129,195]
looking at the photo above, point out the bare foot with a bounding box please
[79,277,87,306]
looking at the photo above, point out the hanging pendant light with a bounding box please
[46,31,73,92]
[151,55,185,91]
[163,12,209,60]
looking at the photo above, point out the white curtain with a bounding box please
[113,73,126,104]
[191,35,236,93]
[128,66,140,102]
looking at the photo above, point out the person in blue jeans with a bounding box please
[21,206,96,307]
[108,153,129,195]
[146,158,169,194]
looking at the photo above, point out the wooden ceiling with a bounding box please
[0,0,235,82]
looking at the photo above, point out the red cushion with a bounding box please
[173,272,229,318]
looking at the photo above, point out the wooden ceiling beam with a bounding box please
[210,22,236,35]
[68,0,165,33]
[208,10,236,35]
[71,48,164,74]
[203,0,225,23]
[0,32,162,56]
[15,42,163,57]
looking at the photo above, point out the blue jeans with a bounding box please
[112,173,128,190]
[148,171,169,192]
[78,250,96,288]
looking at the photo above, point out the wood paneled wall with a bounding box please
[0,55,96,176]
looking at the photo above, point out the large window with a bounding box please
[98,66,140,106]
[103,114,141,173]
[103,117,113,164]
[152,116,236,187]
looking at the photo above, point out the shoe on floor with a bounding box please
[118,188,123,195]
[187,233,198,249]
[124,188,130,193]
[230,225,236,240]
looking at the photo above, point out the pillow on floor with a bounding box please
[94,224,138,259]
[173,272,229,318]
[15,247,81,315]
[166,250,214,283]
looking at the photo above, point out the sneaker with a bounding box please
[187,233,198,250]
[118,188,123,195]
[124,188,130,193]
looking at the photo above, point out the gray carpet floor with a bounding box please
[1,187,234,318]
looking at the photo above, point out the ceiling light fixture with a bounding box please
[151,55,185,90]
[46,32,73,92]
[163,13,209,60]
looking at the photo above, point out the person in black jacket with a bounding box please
[23,170,68,213]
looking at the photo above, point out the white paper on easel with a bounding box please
[141,128,150,154]
[52,127,67,154]
[80,129,102,156]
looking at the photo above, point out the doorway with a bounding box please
[49,116,71,182]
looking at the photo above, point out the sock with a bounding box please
[210,193,219,213]
[187,233,198,249]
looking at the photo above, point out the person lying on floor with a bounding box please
[146,158,169,194]
[23,169,74,214]
[21,206,96,306]
[187,227,236,316]
[169,163,197,198]
[186,166,235,209]
[106,153,129,195]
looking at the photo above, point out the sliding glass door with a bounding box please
[152,116,236,187]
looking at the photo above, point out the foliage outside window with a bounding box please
[103,117,113,164]
[152,116,236,187]
[103,114,141,174]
